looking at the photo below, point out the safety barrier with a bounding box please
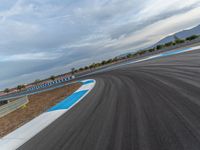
[27,76,75,92]
[0,79,95,150]
[0,96,29,118]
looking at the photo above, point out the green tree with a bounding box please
[17,85,25,91]
[113,57,118,62]
[84,66,89,70]
[138,50,147,55]
[156,45,164,50]
[89,63,95,70]
[164,42,173,47]
[175,39,185,44]
[106,59,113,64]
[186,35,199,41]
[148,48,155,52]
[79,68,84,71]
[49,75,56,81]
[101,60,106,66]
[96,63,101,67]
[4,88,10,93]
[127,54,132,58]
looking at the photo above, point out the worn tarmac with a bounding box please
[19,49,200,150]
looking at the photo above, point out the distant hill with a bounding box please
[154,24,200,46]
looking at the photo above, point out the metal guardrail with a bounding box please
[0,76,76,102]
[0,96,29,118]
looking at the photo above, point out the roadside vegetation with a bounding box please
[17,85,26,91]
[2,34,199,94]
[3,88,10,93]
[49,75,56,81]
[72,34,199,73]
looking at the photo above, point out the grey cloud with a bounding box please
[0,0,200,89]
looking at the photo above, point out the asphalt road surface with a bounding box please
[19,49,200,150]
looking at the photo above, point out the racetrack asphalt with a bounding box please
[18,49,200,150]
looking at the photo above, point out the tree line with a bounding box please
[72,34,199,73]
[3,35,199,93]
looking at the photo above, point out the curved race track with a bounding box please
[19,49,200,150]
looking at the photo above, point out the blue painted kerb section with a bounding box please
[48,90,88,112]
[82,80,94,85]
[160,48,191,57]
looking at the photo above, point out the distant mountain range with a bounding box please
[154,24,200,46]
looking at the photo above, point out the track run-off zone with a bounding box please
[0,79,96,150]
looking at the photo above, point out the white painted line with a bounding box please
[0,79,96,150]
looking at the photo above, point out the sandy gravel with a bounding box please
[0,83,81,137]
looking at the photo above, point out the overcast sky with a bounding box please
[0,0,200,90]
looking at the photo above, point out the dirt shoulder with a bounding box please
[0,82,81,138]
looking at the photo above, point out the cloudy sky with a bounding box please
[0,0,200,90]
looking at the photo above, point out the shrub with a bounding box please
[156,45,164,50]
[4,88,10,93]
[49,75,55,81]
[148,48,155,52]
[127,54,132,58]
[101,60,106,65]
[138,50,147,55]
[84,66,89,70]
[17,85,25,91]
[186,35,199,41]
[79,68,84,71]
[175,39,185,44]
[165,42,173,47]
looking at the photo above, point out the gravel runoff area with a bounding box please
[0,82,81,138]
